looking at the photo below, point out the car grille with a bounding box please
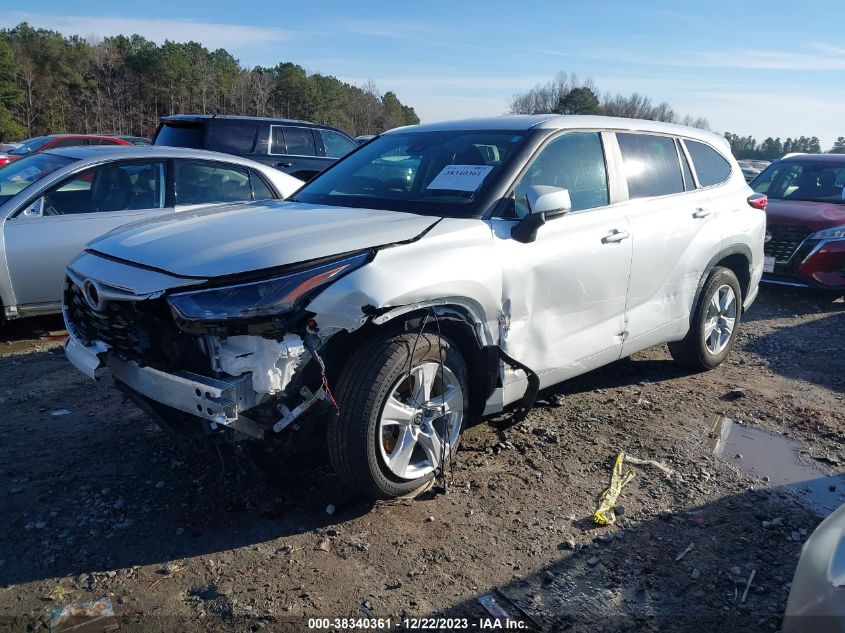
[64,278,209,372]
[65,279,156,360]
[765,225,812,264]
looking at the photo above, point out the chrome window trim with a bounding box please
[675,137,699,190]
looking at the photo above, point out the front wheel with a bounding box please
[328,331,468,499]
[669,266,742,370]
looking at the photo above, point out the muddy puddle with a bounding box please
[709,416,845,515]
[1,329,66,356]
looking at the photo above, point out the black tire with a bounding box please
[328,331,469,500]
[668,266,743,371]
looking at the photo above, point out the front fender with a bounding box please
[305,218,503,345]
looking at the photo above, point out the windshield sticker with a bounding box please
[427,164,494,192]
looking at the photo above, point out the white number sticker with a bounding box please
[426,164,493,192]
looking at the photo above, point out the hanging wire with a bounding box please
[403,308,455,491]
[405,311,431,409]
[432,310,454,491]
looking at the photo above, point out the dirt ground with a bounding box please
[0,287,843,632]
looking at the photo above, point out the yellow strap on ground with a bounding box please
[593,451,636,526]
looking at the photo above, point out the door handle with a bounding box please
[602,229,630,244]
[276,162,292,168]
[692,208,712,219]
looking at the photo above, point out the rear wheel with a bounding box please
[669,266,742,370]
[328,331,468,499]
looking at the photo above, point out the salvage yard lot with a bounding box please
[0,288,843,631]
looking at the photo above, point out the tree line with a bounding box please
[509,72,711,129]
[723,133,845,159]
[0,22,420,141]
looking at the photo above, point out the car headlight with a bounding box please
[810,225,845,240]
[167,252,369,321]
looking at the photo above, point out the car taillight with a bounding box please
[747,193,767,211]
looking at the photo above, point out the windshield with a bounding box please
[9,136,51,155]
[752,161,845,203]
[0,153,76,202]
[293,130,529,217]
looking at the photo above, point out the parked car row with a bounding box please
[737,159,770,182]
[0,115,364,322]
[0,134,141,167]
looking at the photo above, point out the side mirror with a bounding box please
[511,186,572,244]
[20,197,43,218]
[527,185,572,215]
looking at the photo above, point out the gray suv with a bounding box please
[154,115,358,182]
[64,115,766,500]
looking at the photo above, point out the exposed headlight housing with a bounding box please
[167,252,369,321]
[810,225,845,240]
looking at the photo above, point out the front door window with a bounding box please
[42,162,165,215]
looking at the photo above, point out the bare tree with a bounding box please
[10,41,37,134]
[511,70,709,129]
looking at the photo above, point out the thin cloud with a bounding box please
[341,75,550,91]
[0,11,294,48]
[331,18,441,39]
[587,45,845,70]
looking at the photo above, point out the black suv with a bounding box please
[153,115,357,181]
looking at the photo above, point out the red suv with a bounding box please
[751,154,845,293]
[1,134,132,166]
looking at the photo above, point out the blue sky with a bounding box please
[2,1,842,147]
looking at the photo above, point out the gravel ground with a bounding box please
[0,287,843,632]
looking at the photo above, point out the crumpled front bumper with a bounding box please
[64,327,258,427]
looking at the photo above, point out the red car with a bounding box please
[751,154,845,293]
[0,134,133,166]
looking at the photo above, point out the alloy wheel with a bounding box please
[703,284,737,355]
[378,362,463,480]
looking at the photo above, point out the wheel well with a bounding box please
[714,253,751,301]
[318,308,495,419]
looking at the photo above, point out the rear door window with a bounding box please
[249,171,277,200]
[155,122,204,148]
[175,161,252,205]
[684,140,732,187]
[617,133,685,199]
[206,119,258,154]
[319,129,357,158]
[281,126,317,156]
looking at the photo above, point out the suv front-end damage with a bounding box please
[63,249,374,446]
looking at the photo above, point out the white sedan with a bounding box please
[0,146,302,322]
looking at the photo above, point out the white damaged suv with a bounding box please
[63,115,766,499]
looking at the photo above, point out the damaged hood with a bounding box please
[88,201,439,278]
